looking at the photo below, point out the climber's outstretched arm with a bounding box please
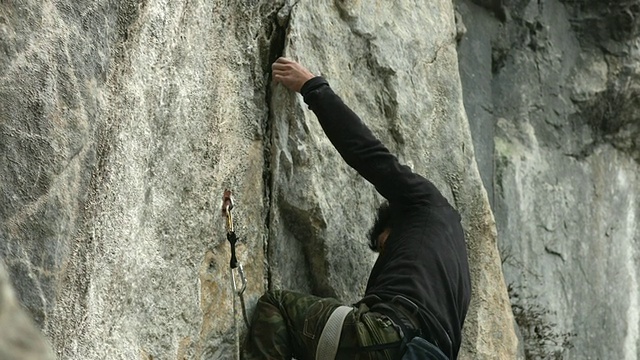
[272,57,446,207]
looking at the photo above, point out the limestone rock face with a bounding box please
[1,1,276,358]
[457,0,640,358]
[0,262,55,360]
[1,0,517,359]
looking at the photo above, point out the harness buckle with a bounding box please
[390,295,420,317]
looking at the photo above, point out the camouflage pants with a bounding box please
[243,290,402,360]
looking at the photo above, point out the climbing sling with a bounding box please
[315,306,354,360]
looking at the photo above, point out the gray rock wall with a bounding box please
[1,0,518,359]
[0,262,55,360]
[457,0,640,358]
[1,1,277,358]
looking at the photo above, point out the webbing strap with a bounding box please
[315,306,353,360]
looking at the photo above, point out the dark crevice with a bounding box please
[573,81,640,162]
[560,0,640,45]
[261,3,290,292]
[468,0,508,22]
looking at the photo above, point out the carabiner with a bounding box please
[231,264,247,296]
[222,190,234,233]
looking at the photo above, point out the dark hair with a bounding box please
[368,202,392,252]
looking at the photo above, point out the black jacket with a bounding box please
[301,77,471,359]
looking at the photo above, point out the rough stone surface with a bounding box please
[1,1,277,358]
[0,261,55,360]
[1,0,518,359]
[457,0,640,358]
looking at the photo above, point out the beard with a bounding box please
[368,201,391,252]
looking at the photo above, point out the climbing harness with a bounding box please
[222,190,249,359]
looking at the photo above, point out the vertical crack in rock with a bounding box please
[257,1,340,298]
[261,2,290,291]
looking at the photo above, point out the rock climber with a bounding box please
[243,58,471,360]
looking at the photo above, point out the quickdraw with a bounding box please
[222,190,246,284]
[221,189,249,360]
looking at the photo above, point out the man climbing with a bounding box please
[243,58,471,360]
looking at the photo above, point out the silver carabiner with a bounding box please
[231,264,247,296]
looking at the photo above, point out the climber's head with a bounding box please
[369,202,392,253]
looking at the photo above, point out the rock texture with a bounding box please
[457,0,640,358]
[1,1,276,358]
[1,0,517,359]
[0,261,55,360]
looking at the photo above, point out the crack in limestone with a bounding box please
[262,2,290,292]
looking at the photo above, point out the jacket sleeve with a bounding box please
[301,77,447,207]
